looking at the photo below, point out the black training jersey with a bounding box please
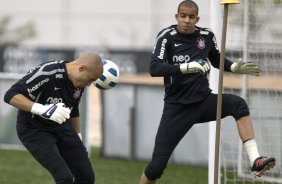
[150,25,233,104]
[4,60,84,127]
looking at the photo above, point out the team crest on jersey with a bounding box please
[197,37,206,49]
[73,88,82,99]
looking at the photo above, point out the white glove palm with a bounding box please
[231,58,261,76]
[180,59,210,75]
[31,103,71,124]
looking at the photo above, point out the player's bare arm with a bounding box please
[8,93,34,112]
[70,117,81,133]
[70,117,82,140]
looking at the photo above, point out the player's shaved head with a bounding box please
[78,52,101,64]
[77,52,102,70]
[178,0,199,15]
[67,52,103,87]
[74,52,103,76]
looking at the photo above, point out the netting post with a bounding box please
[214,1,240,184]
[209,1,222,183]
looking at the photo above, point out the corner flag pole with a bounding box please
[214,1,240,184]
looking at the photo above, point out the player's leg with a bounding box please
[223,95,276,177]
[198,93,275,177]
[56,123,94,184]
[237,116,276,177]
[197,93,252,139]
[140,102,195,184]
[236,116,254,140]
[16,124,74,184]
[139,173,156,184]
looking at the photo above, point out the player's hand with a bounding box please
[231,58,261,76]
[180,59,210,75]
[31,103,71,124]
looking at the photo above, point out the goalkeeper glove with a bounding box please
[180,59,210,75]
[31,103,71,124]
[231,58,261,76]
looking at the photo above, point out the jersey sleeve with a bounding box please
[208,32,233,72]
[150,29,182,77]
[4,65,51,104]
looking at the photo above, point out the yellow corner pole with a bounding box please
[220,0,240,4]
[214,1,240,184]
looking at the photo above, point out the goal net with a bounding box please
[221,0,282,183]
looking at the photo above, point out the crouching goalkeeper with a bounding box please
[4,52,103,184]
[139,1,275,184]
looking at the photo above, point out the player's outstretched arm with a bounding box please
[231,58,261,76]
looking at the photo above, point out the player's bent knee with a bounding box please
[56,177,74,184]
[233,96,250,120]
[144,163,167,180]
[74,169,95,184]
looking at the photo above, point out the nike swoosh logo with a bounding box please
[54,87,61,90]
[174,43,182,47]
[43,105,57,118]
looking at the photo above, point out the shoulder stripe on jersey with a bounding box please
[152,27,174,54]
[26,60,65,84]
[155,27,173,42]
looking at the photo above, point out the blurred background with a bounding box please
[0,0,282,184]
[0,0,210,149]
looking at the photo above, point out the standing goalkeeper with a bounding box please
[4,52,103,184]
[139,1,275,184]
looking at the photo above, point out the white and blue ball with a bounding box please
[93,59,119,90]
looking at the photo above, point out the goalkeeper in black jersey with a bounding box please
[4,52,103,184]
[139,1,275,184]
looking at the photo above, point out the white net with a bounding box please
[221,0,282,183]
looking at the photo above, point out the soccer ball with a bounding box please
[93,59,119,90]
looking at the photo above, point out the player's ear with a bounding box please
[78,64,87,72]
[175,13,179,20]
[196,16,200,24]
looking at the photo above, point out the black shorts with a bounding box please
[144,93,249,180]
[17,122,94,184]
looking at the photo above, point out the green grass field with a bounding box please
[0,147,208,184]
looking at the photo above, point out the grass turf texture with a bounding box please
[1,147,270,184]
[0,147,208,184]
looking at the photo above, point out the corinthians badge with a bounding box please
[73,88,82,99]
[197,37,206,49]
